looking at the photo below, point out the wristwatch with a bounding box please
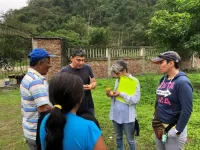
[175,128,181,135]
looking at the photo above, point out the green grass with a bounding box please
[0,74,199,150]
[0,87,27,150]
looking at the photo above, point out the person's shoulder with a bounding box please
[79,118,100,133]
[22,72,35,82]
[30,78,44,87]
[176,75,192,87]
[66,114,101,148]
[68,113,98,128]
[82,64,92,69]
[81,113,100,129]
[175,72,191,83]
[129,74,139,83]
[22,73,44,89]
[61,65,71,72]
[69,113,91,123]
[21,73,31,85]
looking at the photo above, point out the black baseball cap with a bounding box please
[152,51,181,63]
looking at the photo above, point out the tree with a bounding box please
[147,10,192,48]
[147,0,200,55]
[0,36,31,61]
[1,0,158,47]
[89,27,110,46]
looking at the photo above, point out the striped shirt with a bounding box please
[20,68,50,141]
[109,74,140,123]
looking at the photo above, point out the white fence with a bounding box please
[66,46,161,77]
[67,46,160,60]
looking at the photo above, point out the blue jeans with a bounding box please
[112,121,136,150]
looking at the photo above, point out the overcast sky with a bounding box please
[0,0,28,13]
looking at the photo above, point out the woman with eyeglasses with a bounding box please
[106,60,140,150]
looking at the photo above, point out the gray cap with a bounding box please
[152,51,181,63]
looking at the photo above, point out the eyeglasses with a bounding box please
[113,71,120,75]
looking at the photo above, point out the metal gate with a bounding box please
[0,24,32,85]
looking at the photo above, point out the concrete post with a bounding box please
[106,48,111,78]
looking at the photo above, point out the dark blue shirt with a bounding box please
[156,71,193,132]
[61,64,95,115]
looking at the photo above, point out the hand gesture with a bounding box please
[106,87,114,97]
[112,91,120,97]
[83,84,92,90]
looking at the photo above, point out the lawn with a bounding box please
[0,73,199,150]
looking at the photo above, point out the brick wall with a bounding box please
[85,58,160,78]
[86,57,200,78]
[32,38,63,80]
[32,38,200,79]
[181,57,200,70]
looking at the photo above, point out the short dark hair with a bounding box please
[45,72,84,150]
[71,48,85,57]
[30,61,38,67]
[166,59,179,69]
[29,57,49,67]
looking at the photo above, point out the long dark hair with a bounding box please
[45,72,84,150]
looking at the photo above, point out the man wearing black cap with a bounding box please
[20,48,55,150]
[152,51,193,150]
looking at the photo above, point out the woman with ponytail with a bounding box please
[40,72,107,150]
